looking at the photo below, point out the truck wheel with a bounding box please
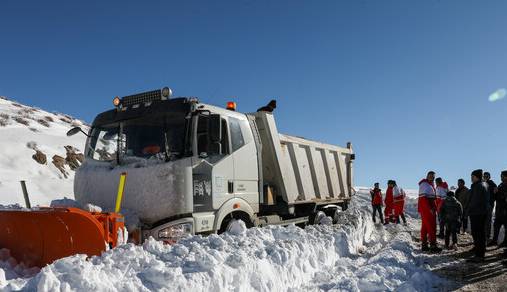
[332,208,342,224]
[340,202,349,211]
[313,211,327,225]
[218,212,253,234]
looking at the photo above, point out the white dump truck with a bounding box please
[71,88,355,242]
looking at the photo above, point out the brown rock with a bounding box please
[64,146,84,170]
[52,155,68,178]
[32,150,47,165]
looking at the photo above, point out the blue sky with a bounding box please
[1,0,506,189]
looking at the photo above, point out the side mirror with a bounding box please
[209,114,222,143]
[67,127,82,137]
[67,126,89,137]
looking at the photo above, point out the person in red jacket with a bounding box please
[435,177,449,238]
[384,180,396,224]
[418,171,442,252]
[370,183,384,224]
[392,181,407,225]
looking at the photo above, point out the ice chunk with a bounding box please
[227,219,247,235]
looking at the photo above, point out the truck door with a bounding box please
[193,114,234,212]
[229,117,259,209]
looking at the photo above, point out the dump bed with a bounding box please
[250,112,354,205]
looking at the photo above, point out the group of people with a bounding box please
[370,169,507,262]
[369,180,407,225]
[417,169,507,262]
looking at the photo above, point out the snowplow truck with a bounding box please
[74,88,355,242]
[0,88,354,267]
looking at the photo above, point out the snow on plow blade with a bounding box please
[0,207,125,268]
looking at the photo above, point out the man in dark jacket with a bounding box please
[455,179,470,233]
[370,183,384,224]
[440,191,463,249]
[467,169,490,262]
[490,170,507,247]
[483,172,497,241]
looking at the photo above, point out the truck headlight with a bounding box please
[158,222,193,242]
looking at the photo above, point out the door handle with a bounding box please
[228,181,234,194]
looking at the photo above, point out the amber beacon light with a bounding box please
[113,96,121,107]
[226,101,237,111]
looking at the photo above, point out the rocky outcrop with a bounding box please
[64,146,84,170]
[32,150,47,165]
[52,155,69,178]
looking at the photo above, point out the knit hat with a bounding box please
[501,170,507,177]
[447,191,455,197]
[471,169,483,179]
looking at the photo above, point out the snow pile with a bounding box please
[48,197,102,212]
[1,190,447,291]
[0,97,88,206]
[0,249,40,289]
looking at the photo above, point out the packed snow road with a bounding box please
[1,190,448,291]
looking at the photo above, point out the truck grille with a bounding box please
[121,90,162,107]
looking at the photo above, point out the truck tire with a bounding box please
[218,211,253,234]
[312,211,327,225]
[332,208,342,224]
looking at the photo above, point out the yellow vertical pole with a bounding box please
[115,172,127,213]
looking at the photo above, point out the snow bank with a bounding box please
[2,190,446,291]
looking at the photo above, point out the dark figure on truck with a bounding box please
[370,183,384,224]
[439,191,463,250]
[257,100,277,112]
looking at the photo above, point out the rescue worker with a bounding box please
[483,172,497,242]
[370,183,384,224]
[466,169,490,262]
[392,180,407,225]
[490,170,507,247]
[257,100,277,112]
[439,191,463,250]
[455,179,470,233]
[435,178,449,239]
[384,180,395,224]
[418,171,441,252]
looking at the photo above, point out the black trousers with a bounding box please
[470,214,487,257]
[396,213,406,224]
[438,213,445,236]
[445,222,459,246]
[492,215,507,242]
[372,205,383,223]
[461,215,468,232]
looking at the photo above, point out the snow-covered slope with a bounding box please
[0,97,88,206]
[0,189,448,291]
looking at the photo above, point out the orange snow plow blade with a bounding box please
[0,207,125,268]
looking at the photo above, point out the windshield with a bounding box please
[87,113,188,162]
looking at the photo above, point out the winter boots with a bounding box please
[422,242,442,253]
[430,243,442,253]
